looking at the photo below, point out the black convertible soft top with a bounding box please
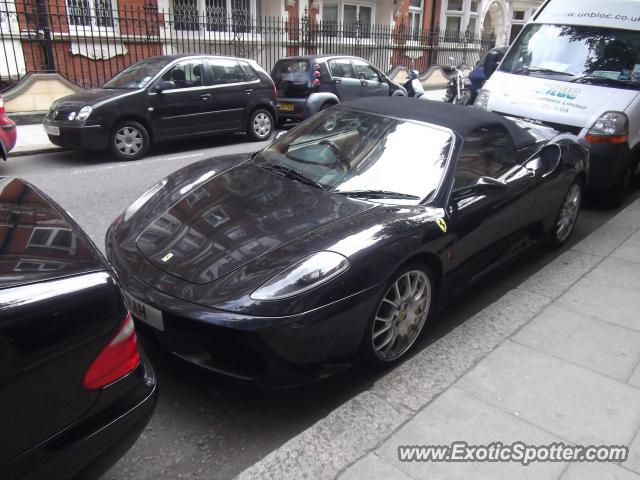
[342,97,537,150]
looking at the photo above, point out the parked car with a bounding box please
[468,46,508,102]
[0,177,157,479]
[105,97,588,385]
[0,95,17,160]
[43,55,277,161]
[272,55,406,125]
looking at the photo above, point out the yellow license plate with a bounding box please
[278,103,295,111]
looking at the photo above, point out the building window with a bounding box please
[445,15,461,35]
[67,0,115,28]
[509,23,523,43]
[407,0,422,39]
[467,16,476,35]
[321,1,374,38]
[173,0,255,31]
[513,10,525,20]
[470,0,478,12]
[447,0,463,11]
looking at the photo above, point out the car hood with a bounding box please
[0,177,105,289]
[53,88,132,109]
[134,160,374,285]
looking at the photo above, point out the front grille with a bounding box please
[47,108,75,121]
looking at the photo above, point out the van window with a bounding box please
[500,23,640,90]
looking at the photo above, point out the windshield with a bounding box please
[500,24,640,90]
[102,58,168,89]
[257,107,453,202]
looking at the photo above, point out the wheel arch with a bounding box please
[399,251,444,292]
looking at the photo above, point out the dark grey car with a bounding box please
[43,55,278,161]
[272,55,406,125]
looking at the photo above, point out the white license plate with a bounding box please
[126,293,164,331]
[45,125,60,136]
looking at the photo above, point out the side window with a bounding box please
[454,126,517,189]
[328,58,356,78]
[239,61,258,81]
[352,59,380,81]
[208,59,248,84]
[161,60,204,89]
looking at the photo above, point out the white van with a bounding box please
[475,0,640,204]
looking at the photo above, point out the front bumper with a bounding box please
[586,142,633,191]
[1,355,157,480]
[43,119,108,151]
[123,274,380,385]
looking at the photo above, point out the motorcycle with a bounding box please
[442,58,472,106]
[403,70,428,100]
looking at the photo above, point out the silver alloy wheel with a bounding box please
[253,112,272,138]
[114,126,143,156]
[556,183,581,242]
[372,269,432,362]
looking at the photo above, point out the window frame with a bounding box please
[66,0,119,33]
[171,0,257,32]
[318,0,375,39]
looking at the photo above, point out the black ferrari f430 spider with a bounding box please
[106,97,589,384]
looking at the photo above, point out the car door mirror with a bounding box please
[452,176,507,201]
[154,80,177,93]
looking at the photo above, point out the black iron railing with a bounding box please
[0,0,496,91]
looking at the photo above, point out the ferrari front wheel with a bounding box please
[550,180,583,248]
[363,263,434,366]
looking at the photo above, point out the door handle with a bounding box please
[244,88,254,94]
[200,93,211,100]
[360,80,368,86]
[333,78,342,84]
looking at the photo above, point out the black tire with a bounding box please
[602,165,632,208]
[109,120,150,161]
[247,108,274,141]
[361,262,435,367]
[454,89,472,106]
[549,179,583,248]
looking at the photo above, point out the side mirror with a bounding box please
[484,49,505,79]
[452,176,507,201]
[154,80,176,93]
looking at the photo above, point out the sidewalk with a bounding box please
[238,199,640,480]
[10,123,60,156]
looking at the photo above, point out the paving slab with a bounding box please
[560,462,640,480]
[612,230,640,264]
[585,257,640,293]
[630,365,640,389]
[370,289,550,413]
[512,304,640,382]
[627,429,640,474]
[555,277,640,332]
[456,340,640,446]
[570,223,637,257]
[236,391,411,480]
[338,453,414,480]
[516,250,602,299]
[608,201,640,228]
[376,387,567,480]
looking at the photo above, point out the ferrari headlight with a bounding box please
[251,251,349,300]
[76,105,92,121]
[474,89,490,110]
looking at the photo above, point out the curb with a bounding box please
[9,146,64,158]
[236,199,640,480]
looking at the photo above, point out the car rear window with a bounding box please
[208,59,247,84]
[272,60,310,85]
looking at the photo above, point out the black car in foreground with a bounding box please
[106,98,588,385]
[272,55,406,125]
[44,55,277,161]
[0,177,157,479]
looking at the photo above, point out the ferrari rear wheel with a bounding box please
[550,180,582,247]
[363,263,434,366]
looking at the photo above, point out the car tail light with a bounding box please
[83,312,140,390]
[313,79,321,86]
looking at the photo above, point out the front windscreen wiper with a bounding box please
[513,66,575,76]
[571,74,640,88]
[335,189,420,200]
[260,162,327,190]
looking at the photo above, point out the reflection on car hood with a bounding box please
[135,161,373,285]
[53,88,131,108]
[0,177,105,289]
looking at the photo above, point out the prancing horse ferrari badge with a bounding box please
[436,217,447,233]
